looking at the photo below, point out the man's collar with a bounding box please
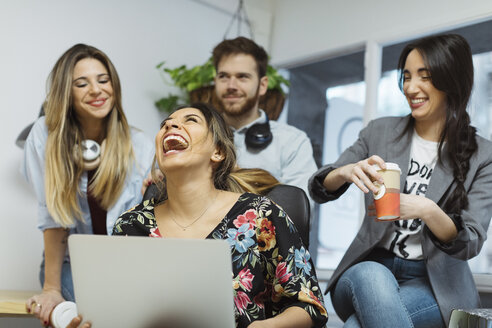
[234,109,268,133]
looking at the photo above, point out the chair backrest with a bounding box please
[143,182,161,203]
[265,184,311,248]
[142,183,311,248]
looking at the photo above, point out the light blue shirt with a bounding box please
[22,116,155,234]
[233,110,318,199]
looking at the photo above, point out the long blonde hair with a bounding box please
[44,44,134,226]
[151,103,279,201]
[228,168,279,195]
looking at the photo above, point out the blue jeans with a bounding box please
[39,258,75,302]
[331,248,444,328]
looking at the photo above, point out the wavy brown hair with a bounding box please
[397,34,477,213]
[212,37,268,78]
[44,44,134,226]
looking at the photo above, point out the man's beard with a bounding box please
[217,86,260,118]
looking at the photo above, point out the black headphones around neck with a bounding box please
[244,115,273,150]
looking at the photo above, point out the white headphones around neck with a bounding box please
[74,139,106,171]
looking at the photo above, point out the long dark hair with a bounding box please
[397,34,477,213]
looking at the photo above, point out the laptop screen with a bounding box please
[68,234,235,328]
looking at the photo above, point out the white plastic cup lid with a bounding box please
[372,162,401,174]
[51,301,78,328]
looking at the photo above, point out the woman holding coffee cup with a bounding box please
[309,33,492,327]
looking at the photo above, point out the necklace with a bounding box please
[169,191,219,231]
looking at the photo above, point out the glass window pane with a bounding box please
[469,53,492,140]
[467,51,492,274]
[317,82,365,270]
[377,70,408,118]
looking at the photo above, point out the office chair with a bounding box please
[142,183,311,248]
[16,105,45,149]
[265,184,311,248]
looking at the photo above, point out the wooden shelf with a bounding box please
[0,290,39,317]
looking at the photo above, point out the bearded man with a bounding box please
[212,37,317,198]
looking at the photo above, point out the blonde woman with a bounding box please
[22,44,154,326]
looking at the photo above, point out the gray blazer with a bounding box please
[309,116,492,325]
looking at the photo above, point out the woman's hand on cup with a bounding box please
[399,193,432,220]
[67,315,91,328]
[340,155,386,193]
[26,289,64,326]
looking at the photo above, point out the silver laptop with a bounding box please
[68,234,235,328]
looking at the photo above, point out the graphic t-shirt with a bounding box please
[378,131,438,260]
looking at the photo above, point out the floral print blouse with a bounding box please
[112,193,328,328]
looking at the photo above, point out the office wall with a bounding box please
[270,0,492,66]
[0,0,272,292]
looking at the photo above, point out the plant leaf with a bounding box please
[155,95,181,113]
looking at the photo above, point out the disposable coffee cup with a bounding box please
[50,301,77,328]
[372,163,401,221]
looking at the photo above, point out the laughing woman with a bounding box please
[309,34,492,328]
[22,44,154,326]
[107,103,327,328]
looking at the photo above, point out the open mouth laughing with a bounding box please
[163,134,189,154]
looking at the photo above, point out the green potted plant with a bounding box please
[155,57,290,120]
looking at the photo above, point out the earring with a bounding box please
[212,153,223,161]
